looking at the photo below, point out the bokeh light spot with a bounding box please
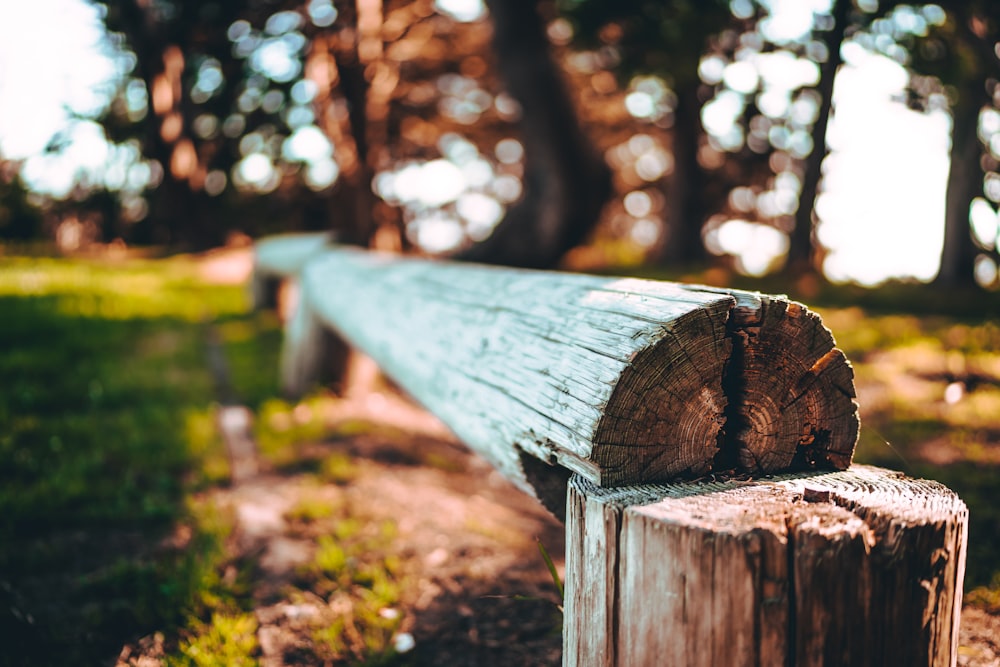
[434,0,486,22]
[495,138,524,165]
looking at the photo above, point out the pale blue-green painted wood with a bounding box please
[251,232,332,309]
[256,239,859,504]
[295,247,735,495]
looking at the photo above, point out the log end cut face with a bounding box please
[730,298,860,475]
[591,292,860,487]
[592,303,733,486]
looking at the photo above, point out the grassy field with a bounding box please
[0,255,276,665]
[1,253,999,665]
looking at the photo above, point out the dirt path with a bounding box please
[231,400,565,666]
[118,308,566,665]
[201,247,563,656]
[116,392,566,665]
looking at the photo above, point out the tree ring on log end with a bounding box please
[591,305,733,486]
[734,299,859,474]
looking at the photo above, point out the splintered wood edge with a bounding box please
[571,464,967,528]
[565,465,968,666]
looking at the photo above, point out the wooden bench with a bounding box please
[254,235,968,666]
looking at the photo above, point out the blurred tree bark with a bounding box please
[324,2,380,247]
[557,0,768,270]
[103,1,230,249]
[659,81,708,266]
[787,0,848,274]
[101,0,365,250]
[931,2,997,288]
[935,82,984,287]
[453,0,612,268]
[0,166,44,240]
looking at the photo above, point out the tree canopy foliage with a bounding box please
[1,0,998,287]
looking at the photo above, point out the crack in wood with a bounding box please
[263,242,860,496]
[716,305,750,473]
[712,292,860,477]
[566,467,967,665]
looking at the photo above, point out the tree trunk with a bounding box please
[105,0,228,250]
[934,88,984,288]
[788,0,848,273]
[453,0,612,269]
[333,62,379,247]
[658,82,708,267]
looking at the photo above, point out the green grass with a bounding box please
[0,256,260,666]
[296,509,405,665]
[254,395,332,468]
[285,493,341,524]
[1,300,199,525]
[0,253,411,666]
[815,306,1000,589]
[170,612,260,667]
[212,313,285,408]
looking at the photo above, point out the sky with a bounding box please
[0,0,117,158]
[0,0,952,286]
[818,46,949,284]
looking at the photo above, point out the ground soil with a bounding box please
[110,387,1000,666]
[116,392,567,666]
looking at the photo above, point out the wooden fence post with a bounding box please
[251,233,355,395]
[250,231,332,311]
[563,465,968,666]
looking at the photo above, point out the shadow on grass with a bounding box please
[0,295,234,666]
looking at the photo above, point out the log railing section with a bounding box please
[272,245,859,496]
[250,231,332,310]
[253,237,967,666]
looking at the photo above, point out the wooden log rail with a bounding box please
[250,231,333,311]
[263,243,859,497]
[253,237,968,666]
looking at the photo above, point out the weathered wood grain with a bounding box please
[251,231,332,310]
[255,239,860,502]
[296,249,735,502]
[563,465,968,667]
